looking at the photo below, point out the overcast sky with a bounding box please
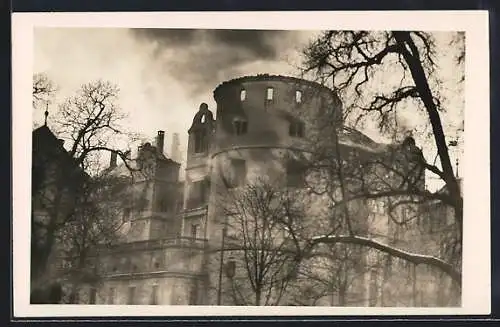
[33,28,314,155]
[33,28,463,190]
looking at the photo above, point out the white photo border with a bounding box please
[12,10,490,317]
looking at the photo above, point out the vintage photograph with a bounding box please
[29,27,465,307]
[28,26,467,308]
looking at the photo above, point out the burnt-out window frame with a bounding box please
[150,284,159,305]
[127,286,136,305]
[233,118,248,135]
[286,159,306,188]
[187,179,208,209]
[191,223,200,239]
[122,207,131,222]
[229,158,247,188]
[193,129,207,154]
[289,120,305,138]
[152,255,161,269]
[89,287,97,304]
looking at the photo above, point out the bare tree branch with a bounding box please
[309,234,461,284]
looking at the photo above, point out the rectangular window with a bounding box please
[89,287,97,304]
[266,87,274,100]
[121,257,130,272]
[187,180,207,209]
[230,159,247,188]
[176,198,184,212]
[151,285,159,305]
[194,130,207,153]
[295,90,302,103]
[233,120,248,135]
[108,287,116,304]
[152,254,162,269]
[127,286,136,305]
[189,283,198,305]
[123,208,131,222]
[401,206,411,222]
[289,121,305,138]
[157,194,174,213]
[191,224,199,239]
[286,160,305,187]
[240,89,246,101]
[158,197,167,212]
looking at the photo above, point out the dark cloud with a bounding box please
[130,29,301,97]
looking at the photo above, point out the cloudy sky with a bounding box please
[33,28,463,190]
[33,28,315,157]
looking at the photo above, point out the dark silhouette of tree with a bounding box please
[217,178,305,306]
[33,72,57,109]
[55,173,131,303]
[299,31,463,298]
[31,77,143,302]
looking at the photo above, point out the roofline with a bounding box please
[213,74,337,100]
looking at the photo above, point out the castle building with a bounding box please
[31,125,87,303]
[42,74,459,306]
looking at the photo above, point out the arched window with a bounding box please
[240,89,247,101]
[295,90,302,103]
[266,87,274,101]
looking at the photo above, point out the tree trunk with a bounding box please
[255,288,262,306]
[339,284,346,306]
[393,31,463,230]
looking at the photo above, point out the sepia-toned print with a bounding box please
[29,27,465,307]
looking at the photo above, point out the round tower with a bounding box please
[202,74,342,304]
[206,75,341,239]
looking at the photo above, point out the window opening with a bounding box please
[289,121,305,138]
[127,286,136,305]
[266,87,274,100]
[233,119,248,135]
[194,130,207,153]
[295,90,302,103]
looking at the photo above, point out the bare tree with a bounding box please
[218,178,305,306]
[290,243,367,306]
[299,31,463,292]
[55,172,130,303]
[301,30,463,222]
[54,80,142,173]
[31,77,142,302]
[33,72,57,109]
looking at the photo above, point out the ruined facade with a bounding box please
[40,74,459,306]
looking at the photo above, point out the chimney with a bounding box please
[171,132,181,163]
[156,130,165,155]
[109,152,117,169]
